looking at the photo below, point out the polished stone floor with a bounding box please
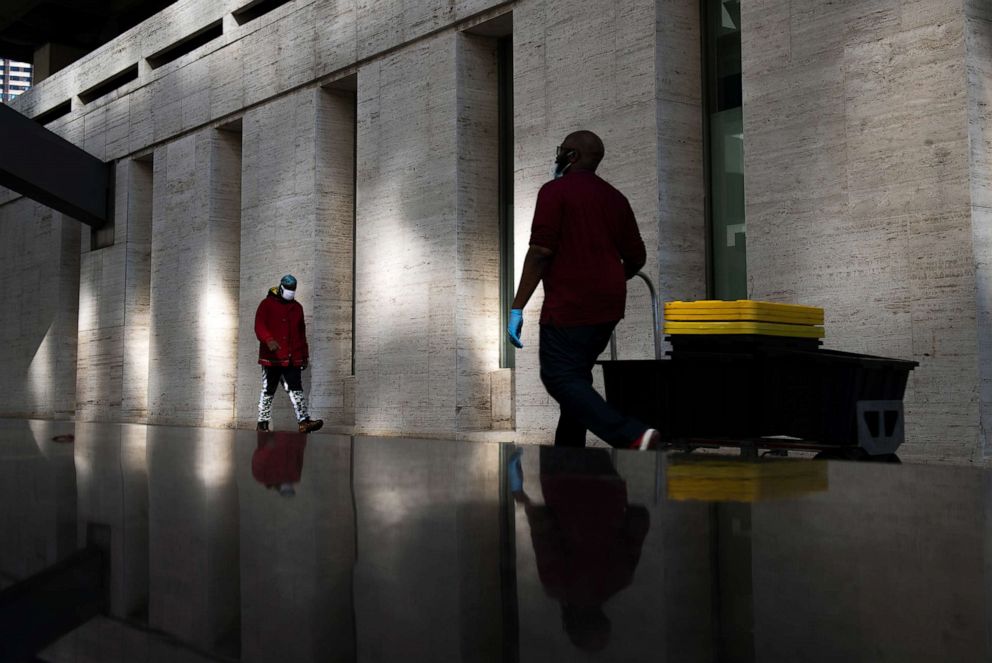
[0,419,989,662]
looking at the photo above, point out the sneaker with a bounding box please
[256,421,270,432]
[298,418,324,434]
[629,428,660,451]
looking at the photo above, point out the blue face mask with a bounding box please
[551,148,576,179]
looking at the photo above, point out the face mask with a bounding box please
[280,287,296,301]
[551,149,575,180]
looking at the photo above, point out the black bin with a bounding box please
[598,342,918,453]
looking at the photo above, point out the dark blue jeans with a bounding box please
[539,322,647,448]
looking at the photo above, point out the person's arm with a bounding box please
[507,245,553,348]
[507,184,561,349]
[255,301,280,352]
[298,307,310,368]
[617,197,646,279]
[511,245,554,310]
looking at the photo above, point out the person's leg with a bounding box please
[257,366,280,429]
[281,367,310,421]
[554,406,588,447]
[540,323,647,448]
[282,367,323,432]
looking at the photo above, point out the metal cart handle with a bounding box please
[609,271,662,361]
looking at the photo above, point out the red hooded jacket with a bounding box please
[255,287,310,367]
[251,433,306,488]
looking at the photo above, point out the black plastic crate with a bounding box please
[667,334,822,354]
[598,346,917,451]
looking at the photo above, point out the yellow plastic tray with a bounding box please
[667,459,829,503]
[665,300,824,326]
[663,321,825,339]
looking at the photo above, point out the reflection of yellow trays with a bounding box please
[667,459,829,503]
[665,300,825,326]
[663,321,825,339]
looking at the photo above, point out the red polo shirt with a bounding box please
[529,171,646,326]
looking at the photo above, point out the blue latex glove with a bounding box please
[507,309,524,348]
[508,448,524,493]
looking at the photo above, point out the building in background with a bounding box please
[0,59,31,102]
[0,0,989,464]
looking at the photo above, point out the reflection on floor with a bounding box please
[0,419,989,663]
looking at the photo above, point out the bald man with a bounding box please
[507,130,659,450]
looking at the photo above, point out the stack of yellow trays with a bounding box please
[666,458,829,503]
[663,300,825,340]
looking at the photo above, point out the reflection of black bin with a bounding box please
[599,343,918,453]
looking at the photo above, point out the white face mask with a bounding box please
[550,152,574,180]
[281,287,296,301]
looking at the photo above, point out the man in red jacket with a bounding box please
[255,274,323,433]
[507,130,659,450]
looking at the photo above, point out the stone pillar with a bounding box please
[355,34,463,436]
[147,427,240,652]
[352,438,502,660]
[511,0,703,443]
[148,129,242,428]
[742,1,981,461]
[76,158,153,423]
[966,1,992,457]
[237,87,355,430]
[237,433,356,663]
[0,199,79,419]
[0,420,77,581]
[73,422,149,619]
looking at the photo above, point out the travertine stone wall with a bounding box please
[0,0,704,441]
[148,129,242,427]
[966,1,992,457]
[742,0,984,461]
[0,201,79,419]
[356,33,467,436]
[76,160,153,423]
[236,87,355,430]
[4,0,984,456]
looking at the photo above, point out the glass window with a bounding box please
[704,0,746,300]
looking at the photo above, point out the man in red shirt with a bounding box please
[255,274,323,434]
[508,131,659,450]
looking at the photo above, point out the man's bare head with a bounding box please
[560,130,605,172]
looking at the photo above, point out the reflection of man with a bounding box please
[507,130,658,449]
[511,447,650,652]
[252,432,307,497]
[254,274,323,433]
